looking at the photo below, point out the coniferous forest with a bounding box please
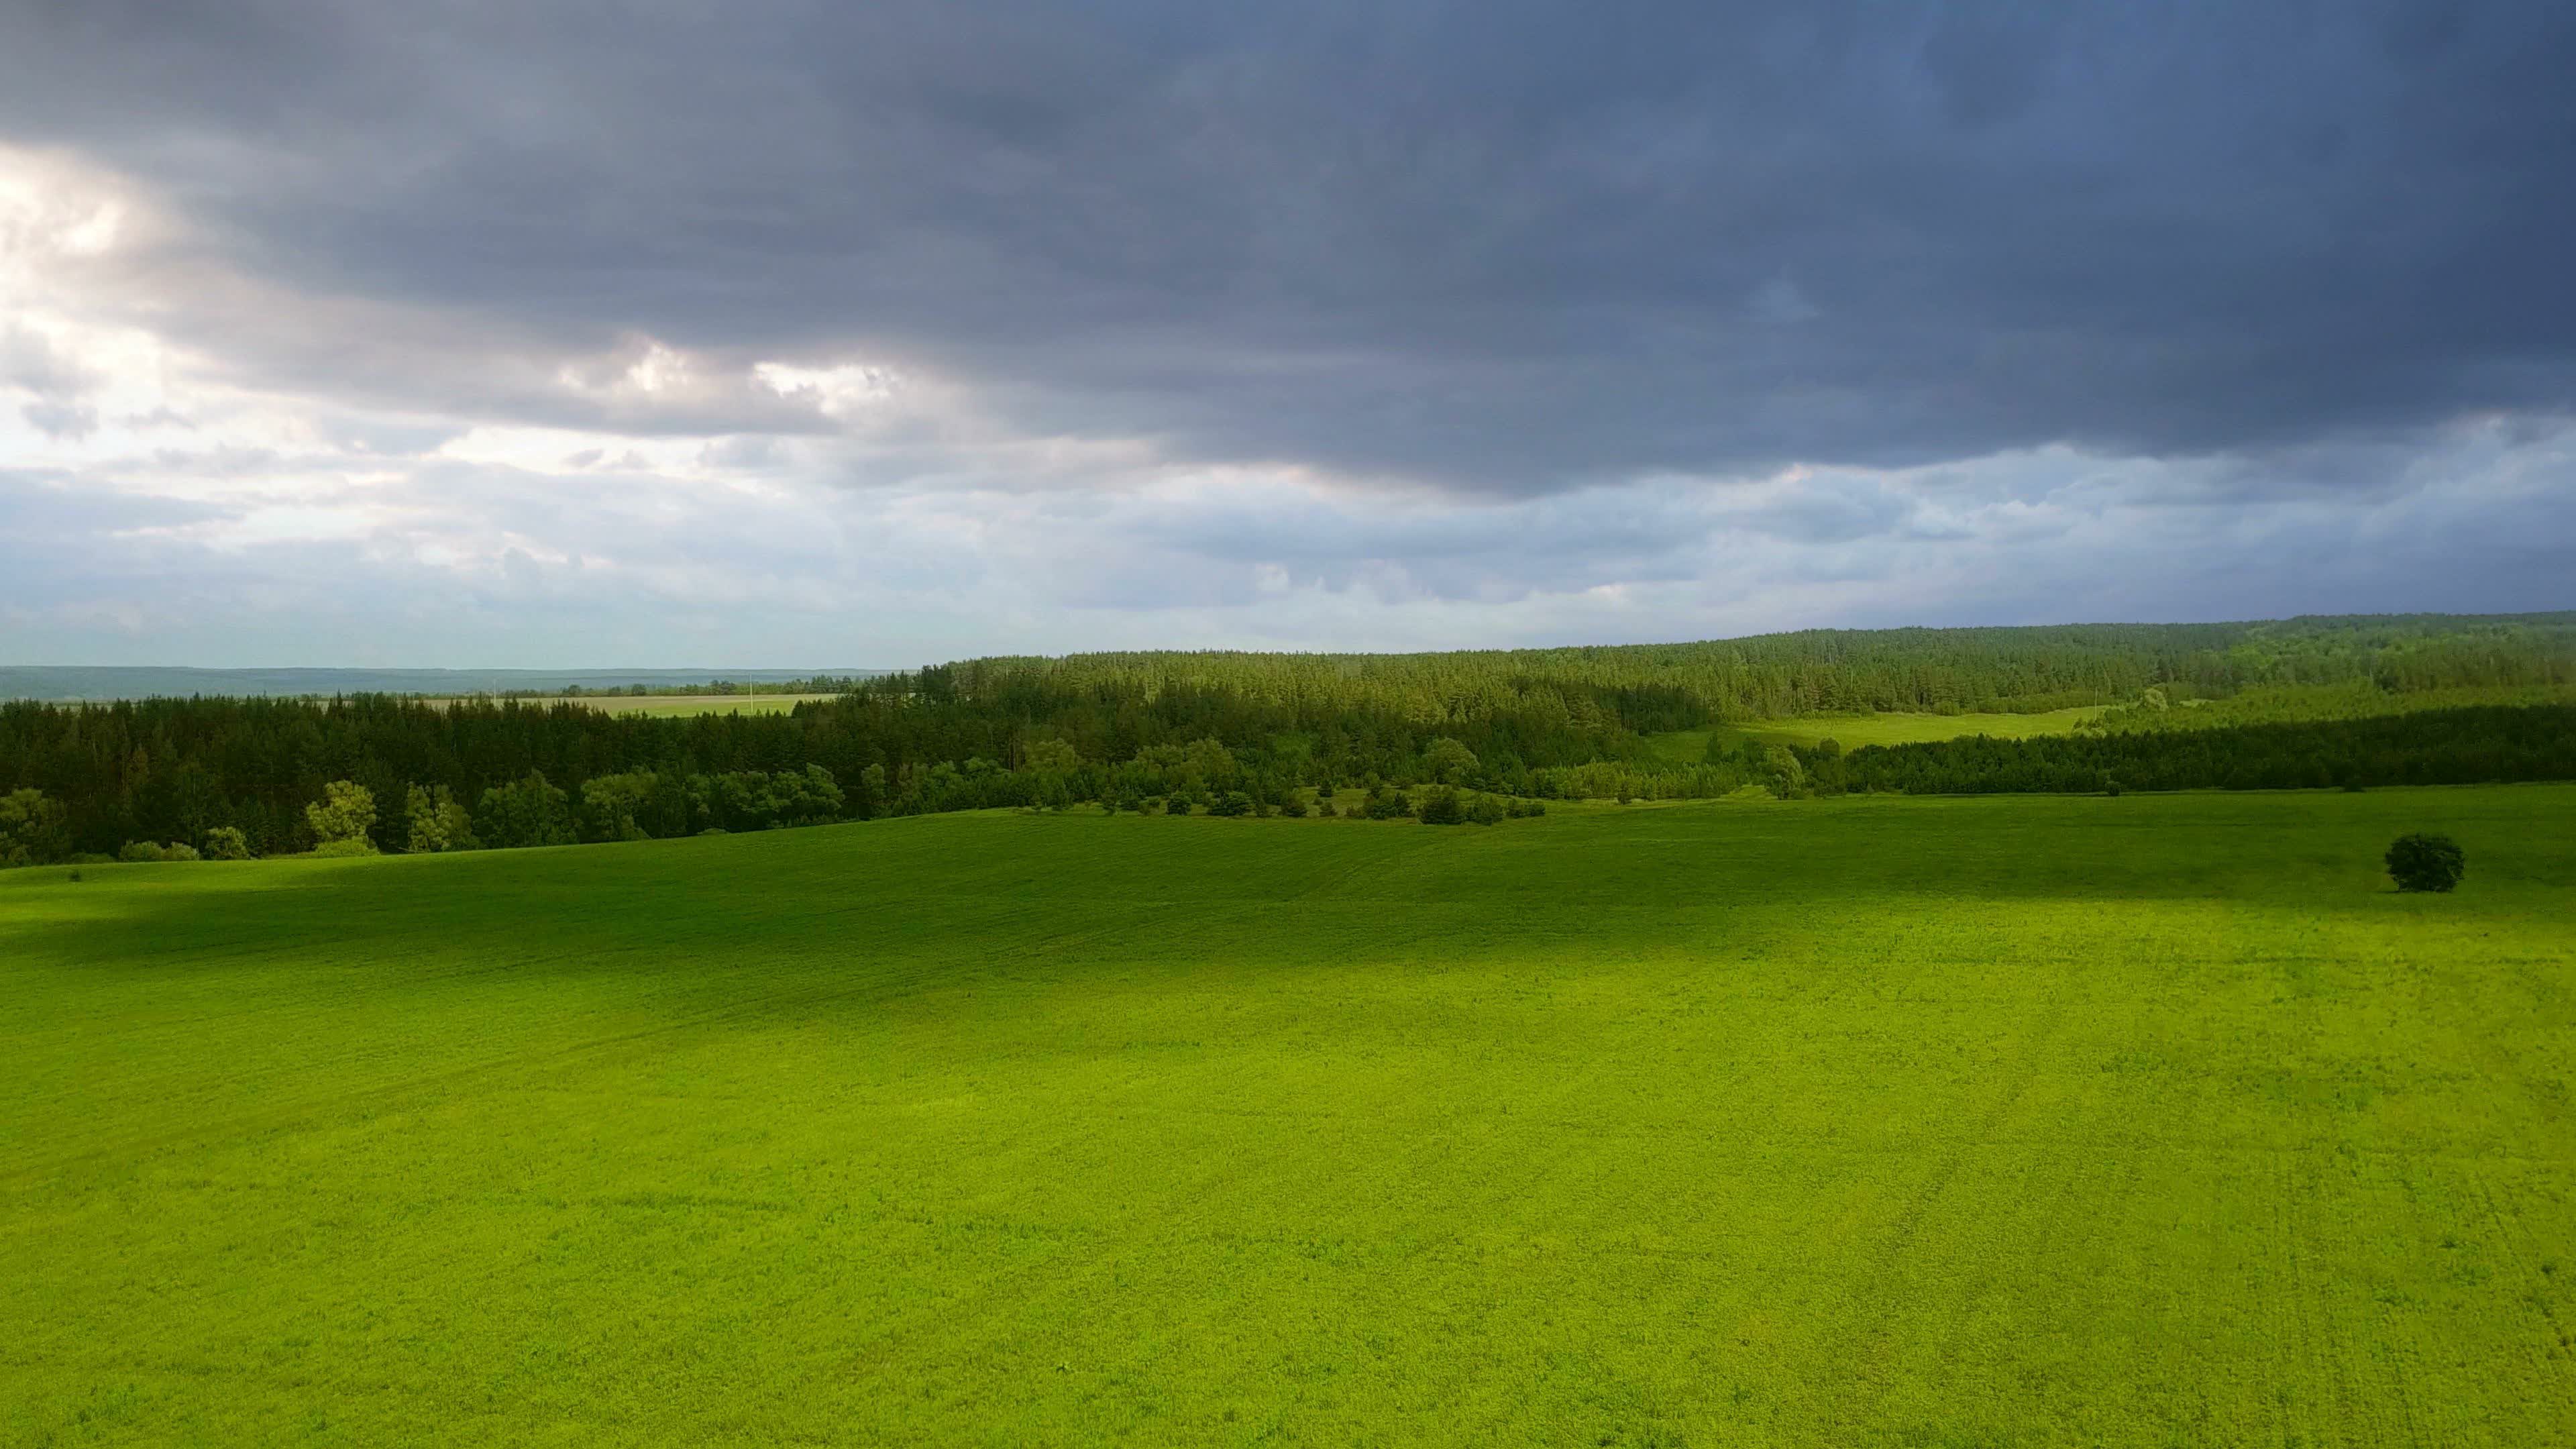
[3,613,2573,862]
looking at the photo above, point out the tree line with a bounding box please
[482,674,875,700]
[1817,705,2576,797]
[914,612,2576,722]
[3,614,2572,864]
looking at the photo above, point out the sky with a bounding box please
[1,1,2571,668]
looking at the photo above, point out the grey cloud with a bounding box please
[2,324,100,435]
[0,470,234,611]
[0,469,224,533]
[1,323,92,398]
[20,400,98,438]
[3,2,2571,493]
[1730,480,1924,546]
[5,420,2573,667]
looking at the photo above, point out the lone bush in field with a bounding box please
[203,826,252,861]
[2385,833,2465,893]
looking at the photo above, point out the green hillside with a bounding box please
[7,788,2573,1444]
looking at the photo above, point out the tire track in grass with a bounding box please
[2276,1149,2328,1448]
[2365,910,2576,1441]
[2471,1170,2576,1413]
[1804,947,2074,1442]
[1,900,1175,1192]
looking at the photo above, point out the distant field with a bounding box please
[422,692,841,717]
[1642,687,2576,765]
[7,786,2572,1444]
[1649,705,2106,761]
[575,692,840,717]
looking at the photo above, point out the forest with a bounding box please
[3,613,2573,861]
[1819,705,2576,796]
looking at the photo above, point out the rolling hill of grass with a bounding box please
[7,789,2574,1444]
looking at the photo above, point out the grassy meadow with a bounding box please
[6,788,2575,1444]
[421,693,839,718]
[1648,706,2108,762]
[578,692,840,718]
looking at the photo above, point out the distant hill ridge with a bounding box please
[0,666,887,702]
[7,611,2573,705]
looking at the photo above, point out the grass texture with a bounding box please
[5,788,2573,1445]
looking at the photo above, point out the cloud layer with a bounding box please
[0,2,2570,665]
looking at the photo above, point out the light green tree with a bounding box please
[476,773,576,849]
[576,775,655,843]
[1422,737,1480,786]
[407,784,480,853]
[305,780,378,855]
[1132,737,1237,798]
[1021,738,1082,808]
[1021,738,1081,773]
[1759,745,1807,796]
[1,788,70,867]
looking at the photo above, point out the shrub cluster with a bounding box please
[2385,833,2467,893]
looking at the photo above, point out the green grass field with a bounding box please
[7,788,2573,1445]
[1648,707,2107,761]
[1648,686,2576,762]
[582,692,840,718]
[419,693,840,718]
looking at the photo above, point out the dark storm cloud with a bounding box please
[3,0,2572,490]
